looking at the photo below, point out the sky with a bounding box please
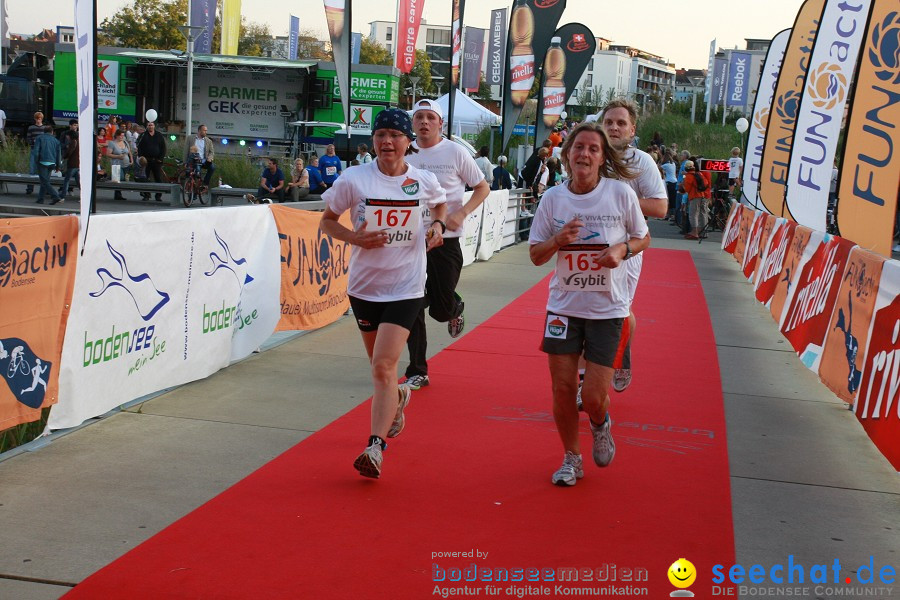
[10,0,805,69]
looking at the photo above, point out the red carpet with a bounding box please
[65,248,735,599]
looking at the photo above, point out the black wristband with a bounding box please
[431,219,446,234]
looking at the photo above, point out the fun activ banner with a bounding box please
[836,1,900,258]
[784,0,874,231]
[271,206,352,331]
[819,247,885,403]
[758,0,827,217]
[778,234,856,370]
[533,23,595,153]
[488,8,507,86]
[742,29,791,210]
[50,208,280,430]
[396,0,425,74]
[0,217,78,431]
[754,218,798,308]
[190,0,215,54]
[220,0,241,55]
[462,27,486,92]
[852,258,900,470]
[500,0,567,151]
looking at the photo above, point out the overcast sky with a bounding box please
[11,0,804,69]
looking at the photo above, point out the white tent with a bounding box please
[434,89,500,139]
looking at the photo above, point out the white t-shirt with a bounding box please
[474,156,494,184]
[528,179,649,319]
[323,161,446,302]
[356,152,373,164]
[0,109,6,129]
[729,156,743,178]
[620,147,667,301]
[196,136,207,159]
[407,138,485,238]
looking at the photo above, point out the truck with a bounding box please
[0,52,54,135]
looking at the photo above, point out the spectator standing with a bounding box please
[548,128,563,149]
[136,121,167,201]
[31,126,62,205]
[59,120,80,199]
[675,150,691,234]
[107,130,133,200]
[125,122,140,155]
[474,146,494,188]
[681,160,711,240]
[491,155,513,191]
[306,156,327,194]
[355,143,373,164]
[661,151,678,219]
[25,112,45,194]
[319,143,342,186]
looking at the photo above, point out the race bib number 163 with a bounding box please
[556,244,611,291]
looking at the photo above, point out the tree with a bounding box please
[297,28,330,60]
[99,0,188,50]
[359,36,391,66]
[401,50,432,100]
[238,20,274,57]
[473,73,492,102]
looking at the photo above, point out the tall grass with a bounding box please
[0,138,31,173]
[0,408,50,454]
[637,113,744,160]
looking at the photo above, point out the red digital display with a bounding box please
[700,159,730,172]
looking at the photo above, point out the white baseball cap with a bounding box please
[412,98,444,120]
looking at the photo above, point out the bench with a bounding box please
[0,173,181,205]
[210,186,324,209]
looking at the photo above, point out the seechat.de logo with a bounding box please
[868,10,900,85]
[774,89,801,126]
[806,62,847,110]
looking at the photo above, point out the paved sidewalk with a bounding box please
[0,219,897,600]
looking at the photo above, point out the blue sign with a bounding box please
[512,124,535,135]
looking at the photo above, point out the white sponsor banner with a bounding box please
[50,208,280,430]
[460,191,481,267]
[477,190,508,260]
[75,0,95,244]
[743,29,790,210]
[785,0,873,231]
[97,60,119,110]
[186,69,304,139]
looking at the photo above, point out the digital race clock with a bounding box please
[699,159,730,172]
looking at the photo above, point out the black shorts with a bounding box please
[729,178,739,186]
[349,296,425,332]
[540,313,624,368]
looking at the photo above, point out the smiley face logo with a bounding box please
[668,558,697,596]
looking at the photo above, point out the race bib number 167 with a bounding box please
[364,199,421,247]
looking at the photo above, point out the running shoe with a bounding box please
[448,299,466,338]
[387,385,411,438]
[612,368,632,392]
[353,442,383,478]
[403,374,430,390]
[590,414,616,467]
[551,451,584,486]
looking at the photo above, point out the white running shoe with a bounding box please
[612,368,632,392]
[353,442,383,478]
[590,414,616,467]
[403,374,430,390]
[387,385,411,438]
[551,451,584,486]
[448,299,466,338]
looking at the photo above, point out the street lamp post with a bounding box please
[178,24,206,139]
[409,76,420,109]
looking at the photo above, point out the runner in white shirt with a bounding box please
[599,99,667,393]
[529,121,650,486]
[320,108,447,479]
[401,99,490,391]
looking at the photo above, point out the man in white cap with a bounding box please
[402,98,490,390]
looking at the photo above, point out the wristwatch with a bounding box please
[623,241,633,260]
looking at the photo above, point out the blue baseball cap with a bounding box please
[372,108,415,140]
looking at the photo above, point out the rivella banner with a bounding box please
[50,208,280,430]
[758,0,827,217]
[271,206,352,331]
[742,29,790,210]
[836,1,900,258]
[533,23,595,152]
[853,258,900,470]
[784,0,874,232]
[0,217,78,431]
[754,218,797,308]
[500,0,567,151]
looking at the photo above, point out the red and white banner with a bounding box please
[754,218,798,309]
[742,211,770,281]
[722,203,742,254]
[732,207,756,267]
[853,258,900,470]
[395,0,425,74]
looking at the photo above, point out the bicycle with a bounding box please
[180,166,209,207]
[7,347,29,379]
